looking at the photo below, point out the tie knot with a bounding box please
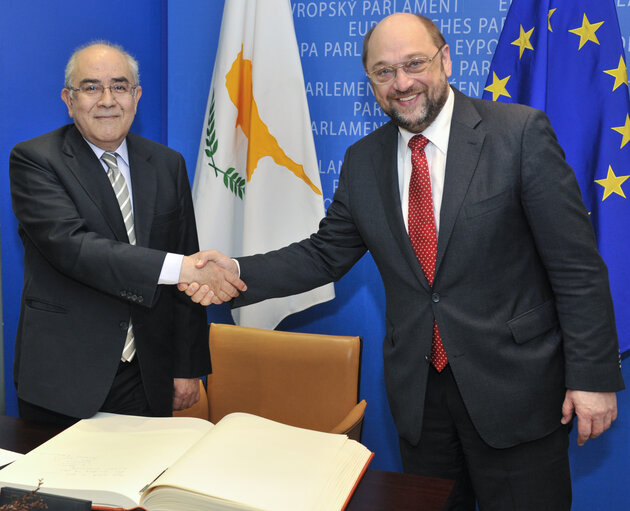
[408,134,429,152]
[102,152,118,170]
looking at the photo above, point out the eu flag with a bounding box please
[483,0,630,353]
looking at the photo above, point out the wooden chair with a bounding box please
[202,323,366,441]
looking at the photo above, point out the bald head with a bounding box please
[362,13,446,71]
[65,41,139,90]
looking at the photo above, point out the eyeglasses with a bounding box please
[68,82,138,98]
[367,45,445,85]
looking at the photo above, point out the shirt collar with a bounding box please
[398,86,454,154]
[85,138,130,168]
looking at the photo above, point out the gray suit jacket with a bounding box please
[235,89,624,448]
[10,124,210,418]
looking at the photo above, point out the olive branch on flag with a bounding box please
[204,92,246,199]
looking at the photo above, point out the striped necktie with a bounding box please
[408,135,448,372]
[102,151,136,362]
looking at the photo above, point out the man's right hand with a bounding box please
[178,251,246,305]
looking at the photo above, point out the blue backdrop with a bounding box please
[2,1,629,508]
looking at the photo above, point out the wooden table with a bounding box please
[347,468,454,510]
[0,414,453,510]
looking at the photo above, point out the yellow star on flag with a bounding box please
[612,114,630,149]
[604,56,629,91]
[548,8,557,32]
[484,72,511,101]
[511,25,535,59]
[568,14,604,50]
[595,166,629,200]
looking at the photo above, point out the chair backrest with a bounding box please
[206,323,363,435]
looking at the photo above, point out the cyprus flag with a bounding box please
[192,0,334,329]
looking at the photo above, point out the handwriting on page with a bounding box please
[37,452,133,479]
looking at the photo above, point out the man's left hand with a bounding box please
[561,390,618,446]
[173,378,201,410]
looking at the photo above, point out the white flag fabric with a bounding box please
[192,0,335,329]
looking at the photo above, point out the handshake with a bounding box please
[178,250,245,306]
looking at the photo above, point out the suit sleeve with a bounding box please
[519,109,623,391]
[9,140,165,307]
[234,145,368,307]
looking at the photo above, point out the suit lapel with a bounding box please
[126,133,157,247]
[61,126,129,241]
[435,90,485,275]
[373,122,433,290]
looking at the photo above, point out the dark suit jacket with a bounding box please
[9,124,210,418]
[235,89,624,448]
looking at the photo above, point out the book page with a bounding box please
[0,413,213,508]
[143,413,371,511]
[0,448,23,468]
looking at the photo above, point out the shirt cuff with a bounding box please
[233,258,241,277]
[159,253,184,285]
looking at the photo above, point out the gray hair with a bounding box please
[64,40,140,92]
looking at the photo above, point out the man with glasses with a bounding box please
[9,41,245,427]
[184,13,624,510]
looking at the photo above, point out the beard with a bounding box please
[384,77,450,133]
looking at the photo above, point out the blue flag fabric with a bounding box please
[483,0,630,353]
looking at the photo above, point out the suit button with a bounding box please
[119,321,128,330]
[137,296,144,304]
[119,290,126,297]
[432,293,440,303]
[131,295,138,302]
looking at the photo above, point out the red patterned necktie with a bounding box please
[408,134,448,372]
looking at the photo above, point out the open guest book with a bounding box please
[0,412,373,511]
